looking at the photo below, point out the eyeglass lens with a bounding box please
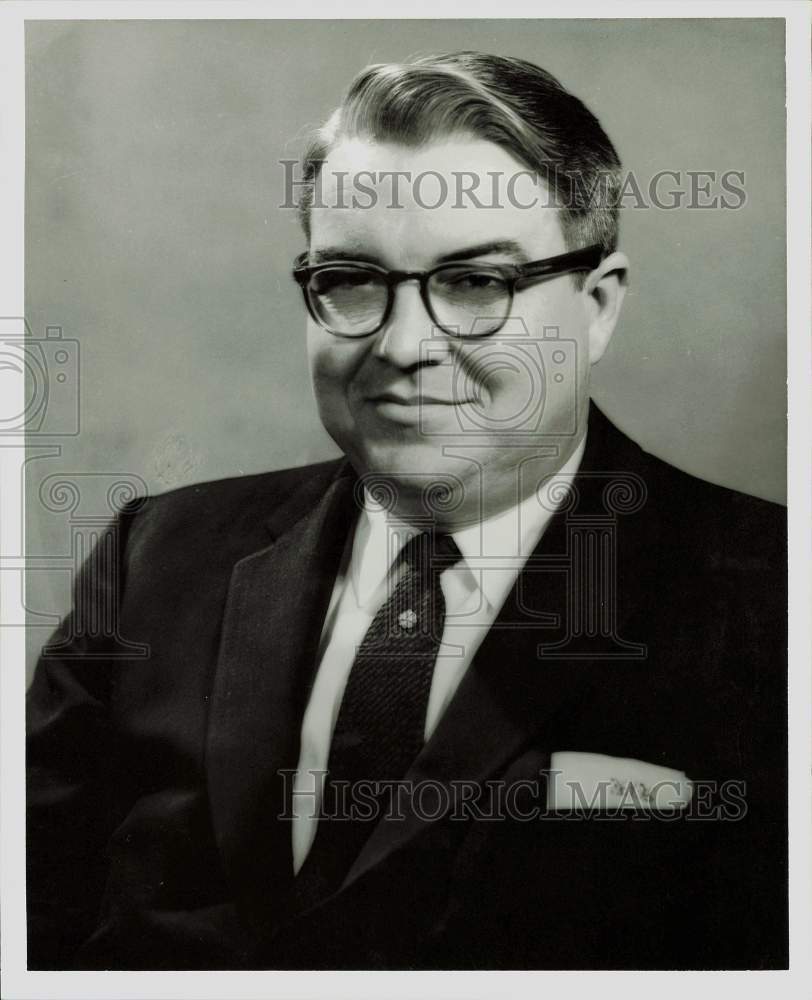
[428,266,510,336]
[310,267,389,335]
[307,265,511,337]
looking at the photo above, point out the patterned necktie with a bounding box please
[293,530,462,911]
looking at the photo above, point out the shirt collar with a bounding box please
[351,433,587,610]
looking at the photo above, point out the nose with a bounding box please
[372,279,444,370]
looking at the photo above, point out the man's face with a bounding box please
[305,135,619,524]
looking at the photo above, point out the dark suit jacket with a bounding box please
[27,402,788,970]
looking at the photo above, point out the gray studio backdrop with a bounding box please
[24,19,786,680]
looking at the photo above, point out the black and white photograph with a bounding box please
[1,4,810,998]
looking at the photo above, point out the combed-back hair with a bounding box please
[296,51,622,278]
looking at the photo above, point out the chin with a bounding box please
[347,439,465,514]
[356,440,447,483]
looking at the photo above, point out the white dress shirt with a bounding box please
[291,435,587,873]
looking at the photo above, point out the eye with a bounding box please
[439,270,501,289]
[312,267,378,294]
[455,272,502,290]
[431,267,508,301]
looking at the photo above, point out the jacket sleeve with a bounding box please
[26,502,141,969]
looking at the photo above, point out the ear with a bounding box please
[583,251,629,364]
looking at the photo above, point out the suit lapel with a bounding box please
[205,461,358,936]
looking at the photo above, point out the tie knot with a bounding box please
[399,531,462,575]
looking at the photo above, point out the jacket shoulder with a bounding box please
[136,458,345,519]
[589,402,785,563]
[119,458,348,571]
[638,437,785,566]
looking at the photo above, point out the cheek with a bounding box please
[307,326,364,412]
[456,295,589,429]
[461,343,544,410]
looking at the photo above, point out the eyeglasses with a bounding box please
[291,244,603,339]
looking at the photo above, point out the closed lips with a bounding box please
[371,393,474,405]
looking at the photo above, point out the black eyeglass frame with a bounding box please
[291,243,604,339]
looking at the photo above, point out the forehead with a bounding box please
[309,136,565,266]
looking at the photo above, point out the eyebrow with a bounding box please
[435,240,530,265]
[307,239,531,267]
[308,246,378,265]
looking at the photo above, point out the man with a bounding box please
[27,51,787,970]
